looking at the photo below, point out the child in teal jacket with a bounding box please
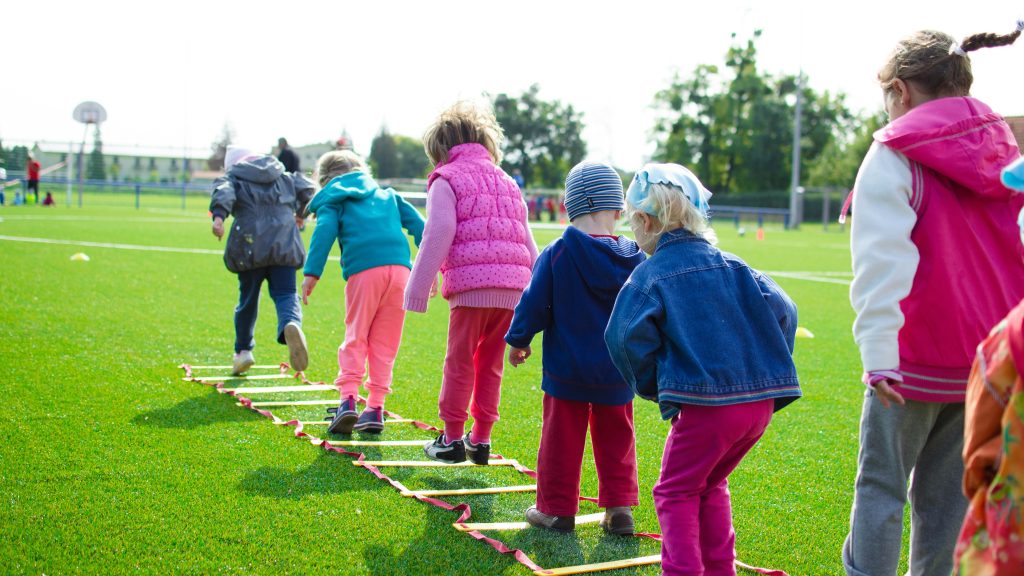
[302,150,425,433]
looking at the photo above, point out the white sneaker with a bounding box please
[283,322,308,372]
[233,350,255,376]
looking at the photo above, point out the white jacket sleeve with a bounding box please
[849,142,920,373]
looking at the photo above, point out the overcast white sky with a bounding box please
[1,0,1021,168]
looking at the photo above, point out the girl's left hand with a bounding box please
[429,274,440,298]
[301,275,318,305]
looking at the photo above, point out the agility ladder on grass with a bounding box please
[180,363,787,576]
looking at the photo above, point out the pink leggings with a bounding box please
[334,265,409,409]
[654,400,773,576]
[438,306,513,443]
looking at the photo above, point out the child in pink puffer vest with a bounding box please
[405,101,538,464]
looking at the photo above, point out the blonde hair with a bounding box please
[878,26,1021,98]
[315,150,368,187]
[423,101,504,166]
[629,183,717,245]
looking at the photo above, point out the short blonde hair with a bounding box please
[629,183,717,245]
[423,101,504,166]
[315,150,368,187]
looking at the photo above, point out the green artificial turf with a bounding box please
[0,202,903,574]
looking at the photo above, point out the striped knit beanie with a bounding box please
[563,161,624,221]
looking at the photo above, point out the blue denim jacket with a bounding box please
[605,229,801,419]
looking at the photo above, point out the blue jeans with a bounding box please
[234,266,301,353]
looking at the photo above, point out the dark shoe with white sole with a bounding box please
[423,434,466,463]
[463,433,490,465]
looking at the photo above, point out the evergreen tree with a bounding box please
[87,127,106,181]
[369,128,399,179]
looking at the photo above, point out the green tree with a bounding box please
[493,84,587,188]
[207,122,234,171]
[807,110,887,189]
[653,32,857,195]
[394,135,430,178]
[87,127,106,181]
[369,127,399,179]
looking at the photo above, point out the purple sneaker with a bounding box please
[353,406,385,433]
[327,396,358,434]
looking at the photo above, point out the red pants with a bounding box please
[438,306,513,441]
[536,394,639,516]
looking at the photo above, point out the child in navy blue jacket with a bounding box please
[506,162,646,535]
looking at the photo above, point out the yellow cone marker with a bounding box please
[70,252,90,261]
[795,327,815,338]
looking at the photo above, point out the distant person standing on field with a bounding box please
[26,154,40,204]
[277,138,300,174]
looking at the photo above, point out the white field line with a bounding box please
[765,271,851,286]
[0,214,207,223]
[1,233,853,287]
[0,234,343,261]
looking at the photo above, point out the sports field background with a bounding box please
[0,197,898,574]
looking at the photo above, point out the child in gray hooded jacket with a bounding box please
[210,145,316,375]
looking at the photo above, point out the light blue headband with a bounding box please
[626,163,712,218]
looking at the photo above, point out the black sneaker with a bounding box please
[327,396,358,434]
[423,434,466,463]
[463,433,490,465]
[353,407,385,433]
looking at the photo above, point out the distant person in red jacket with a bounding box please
[26,155,41,204]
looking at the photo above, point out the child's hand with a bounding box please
[301,275,318,305]
[429,274,440,298]
[212,217,225,241]
[509,346,531,367]
[874,379,906,409]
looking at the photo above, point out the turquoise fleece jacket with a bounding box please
[303,172,425,281]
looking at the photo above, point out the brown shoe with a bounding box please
[525,506,575,533]
[600,507,635,535]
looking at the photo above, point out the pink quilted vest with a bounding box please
[874,97,1024,401]
[427,143,533,298]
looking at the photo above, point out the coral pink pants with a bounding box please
[335,265,409,409]
[654,399,773,576]
[536,394,639,516]
[438,306,513,443]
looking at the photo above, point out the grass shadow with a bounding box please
[237,450,386,500]
[131,391,256,429]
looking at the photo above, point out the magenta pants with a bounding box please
[438,306,513,442]
[654,399,774,576]
[536,394,639,516]
[334,265,409,409]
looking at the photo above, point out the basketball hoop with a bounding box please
[73,101,107,125]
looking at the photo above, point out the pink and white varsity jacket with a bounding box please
[850,97,1024,402]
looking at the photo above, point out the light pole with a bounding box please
[788,71,803,229]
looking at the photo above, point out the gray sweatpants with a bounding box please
[842,391,966,576]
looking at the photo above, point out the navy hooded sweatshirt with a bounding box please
[505,225,646,405]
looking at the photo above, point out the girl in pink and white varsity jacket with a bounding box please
[843,24,1024,576]
[404,101,538,464]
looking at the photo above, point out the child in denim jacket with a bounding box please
[605,163,801,576]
